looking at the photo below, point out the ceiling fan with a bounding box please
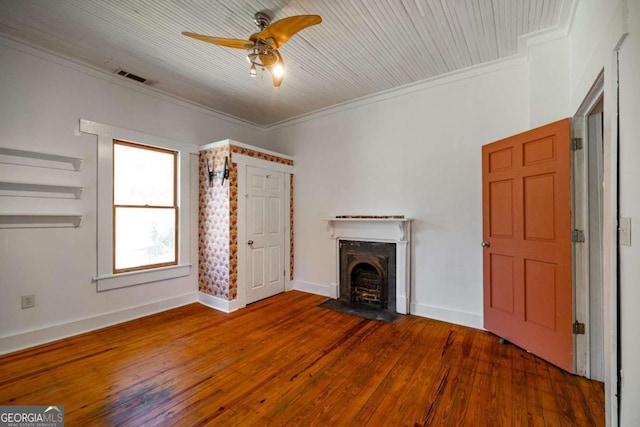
[182,12,322,87]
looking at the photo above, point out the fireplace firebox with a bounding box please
[339,240,396,313]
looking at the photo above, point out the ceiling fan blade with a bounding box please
[182,32,253,49]
[258,15,322,48]
[265,50,285,87]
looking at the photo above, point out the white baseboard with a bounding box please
[0,292,198,355]
[293,282,481,330]
[293,280,337,298]
[410,302,484,330]
[198,292,242,313]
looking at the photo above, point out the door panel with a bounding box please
[488,147,514,171]
[524,174,556,240]
[252,196,265,235]
[489,254,515,314]
[246,166,285,304]
[268,245,281,283]
[482,118,572,372]
[489,180,514,237]
[269,196,281,233]
[524,259,557,329]
[252,248,264,288]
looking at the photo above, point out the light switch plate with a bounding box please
[620,217,631,246]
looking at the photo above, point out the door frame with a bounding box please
[234,153,294,310]
[574,67,620,423]
[573,71,605,379]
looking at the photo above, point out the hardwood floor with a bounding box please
[0,291,604,426]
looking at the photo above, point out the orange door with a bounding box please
[482,119,573,372]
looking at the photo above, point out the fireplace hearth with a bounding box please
[319,298,399,323]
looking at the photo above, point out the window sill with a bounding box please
[94,264,192,292]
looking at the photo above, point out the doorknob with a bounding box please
[481,241,490,248]
[247,240,254,246]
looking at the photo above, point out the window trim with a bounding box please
[112,140,179,274]
[79,119,195,291]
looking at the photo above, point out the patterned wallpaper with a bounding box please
[227,155,239,299]
[290,174,294,280]
[229,145,294,166]
[199,143,294,301]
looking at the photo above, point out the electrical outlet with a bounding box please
[21,295,35,309]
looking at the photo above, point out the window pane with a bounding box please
[114,143,175,206]
[114,207,176,271]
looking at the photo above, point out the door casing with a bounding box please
[573,72,606,380]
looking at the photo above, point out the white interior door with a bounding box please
[246,165,285,304]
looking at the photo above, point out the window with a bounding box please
[80,119,193,291]
[113,140,178,273]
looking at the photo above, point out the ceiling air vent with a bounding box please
[114,69,156,86]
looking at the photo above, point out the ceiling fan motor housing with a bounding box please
[254,11,271,30]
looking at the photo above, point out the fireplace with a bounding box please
[339,240,396,313]
[325,216,411,314]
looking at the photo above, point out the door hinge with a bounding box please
[571,138,583,151]
[572,229,585,242]
[573,321,586,335]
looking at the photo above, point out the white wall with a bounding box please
[618,0,640,424]
[568,0,627,112]
[0,38,264,353]
[266,60,532,328]
[528,37,570,127]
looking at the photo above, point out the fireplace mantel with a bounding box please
[324,217,412,314]
[324,217,411,241]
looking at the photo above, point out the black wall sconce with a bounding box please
[207,156,229,187]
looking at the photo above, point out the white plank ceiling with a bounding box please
[0,0,573,126]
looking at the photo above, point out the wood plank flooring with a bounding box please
[0,291,604,426]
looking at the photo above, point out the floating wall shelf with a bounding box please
[0,181,83,199]
[0,147,84,171]
[0,214,83,229]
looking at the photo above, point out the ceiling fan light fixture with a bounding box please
[272,63,284,79]
[247,44,281,80]
[247,45,276,66]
